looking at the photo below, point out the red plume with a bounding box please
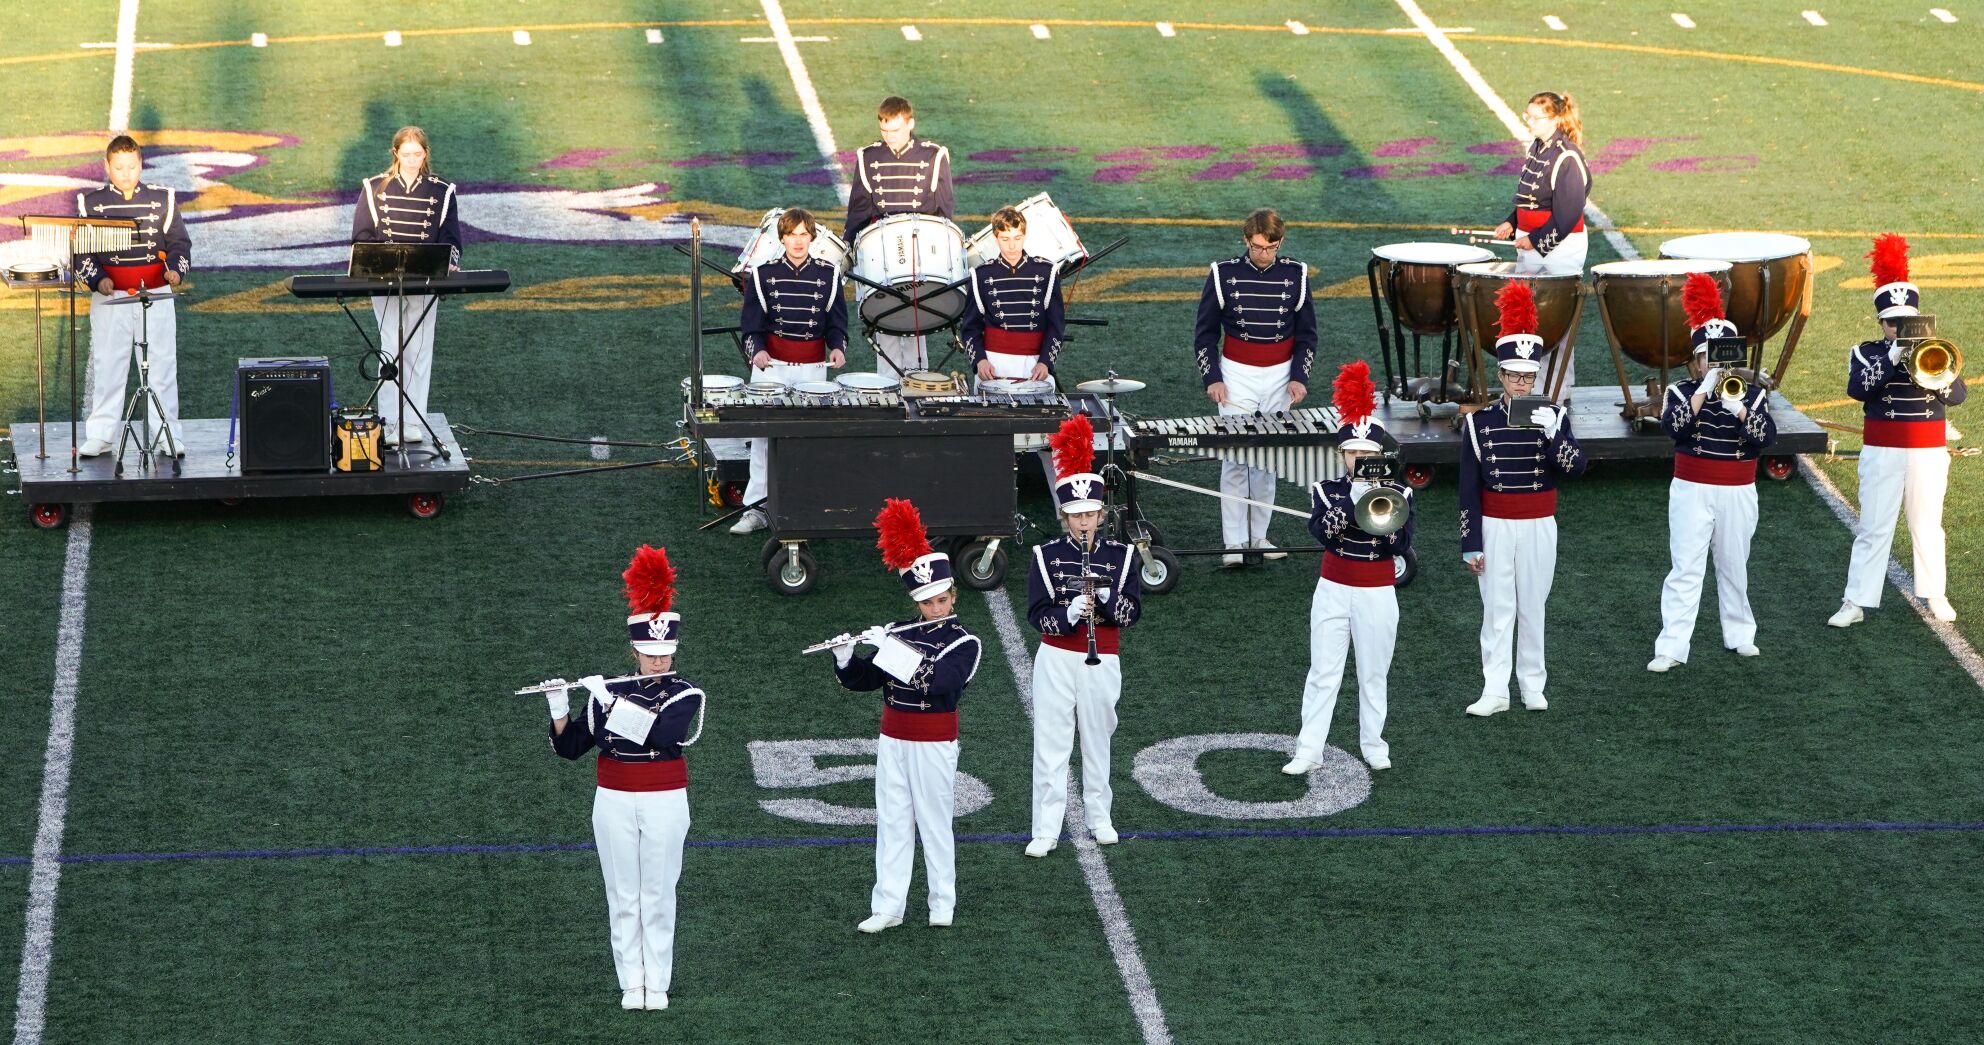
[1049,413,1095,480]
[874,498,932,571]
[622,545,676,616]
[1332,360,1376,426]
[1682,273,1725,330]
[1495,280,1537,338]
[1868,233,1910,287]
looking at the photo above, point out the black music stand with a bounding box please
[102,282,184,476]
[349,242,452,464]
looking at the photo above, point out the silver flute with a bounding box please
[513,671,672,696]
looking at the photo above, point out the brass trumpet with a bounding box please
[1716,369,1748,400]
[1901,337,1963,392]
[1353,485,1409,536]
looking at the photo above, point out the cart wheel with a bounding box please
[1139,545,1182,595]
[766,544,818,596]
[1394,547,1419,588]
[1123,517,1166,548]
[761,536,789,565]
[407,492,445,520]
[1404,464,1435,491]
[718,480,747,508]
[29,503,67,530]
[1763,455,1795,481]
[954,539,1009,590]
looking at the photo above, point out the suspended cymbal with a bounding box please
[1075,376,1146,395]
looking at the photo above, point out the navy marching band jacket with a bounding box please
[960,255,1066,370]
[1660,377,1777,484]
[550,675,706,792]
[74,182,192,290]
[1026,535,1142,654]
[1848,340,1968,448]
[1309,477,1415,587]
[738,255,849,366]
[1192,255,1318,389]
[1458,399,1587,555]
[352,172,464,269]
[835,616,981,742]
[844,138,955,240]
[1505,131,1590,257]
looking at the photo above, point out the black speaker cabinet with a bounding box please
[237,358,332,473]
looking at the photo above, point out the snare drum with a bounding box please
[901,370,962,397]
[1590,259,1732,369]
[850,214,970,334]
[964,193,1089,271]
[791,381,841,405]
[1658,233,1813,345]
[681,373,745,407]
[1371,243,1496,336]
[836,371,901,405]
[730,208,851,277]
[742,380,789,403]
[979,377,1056,397]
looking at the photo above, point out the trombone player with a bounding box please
[1285,361,1413,775]
[1832,234,1967,626]
[1648,274,1776,672]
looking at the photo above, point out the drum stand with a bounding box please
[109,286,183,477]
[0,268,58,460]
[345,272,449,467]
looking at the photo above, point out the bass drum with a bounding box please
[1658,233,1812,345]
[963,192,1089,271]
[1371,242,1496,336]
[1590,259,1732,369]
[730,208,850,278]
[850,214,971,334]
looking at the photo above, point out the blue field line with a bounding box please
[0,820,1980,869]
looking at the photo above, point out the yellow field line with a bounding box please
[1794,398,1860,412]
[1463,32,1984,95]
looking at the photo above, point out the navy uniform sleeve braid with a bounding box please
[161,189,192,276]
[1550,412,1588,476]
[928,145,955,221]
[1193,268,1224,387]
[1459,413,1485,555]
[1537,143,1588,256]
[73,191,101,286]
[739,265,770,363]
[1660,383,1697,440]
[1108,543,1142,627]
[549,705,597,760]
[960,268,988,364]
[1385,487,1416,554]
[1943,373,1969,406]
[1289,263,1318,387]
[352,177,383,243]
[835,653,886,692]
[844,146,876,239]
[825,267,849,355]
[644,691,702,749]
[1027,544,1066,636]
[435,180,463,268]
[1040,265,1066,370]
[917,635,980,694]
[1847,343,1894,402]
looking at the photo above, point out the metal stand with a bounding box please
[106,286,183,476]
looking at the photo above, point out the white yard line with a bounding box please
[12,508,96,1045]
[106,0,139,132]
[758,0,849,205]
[983,590,1173,1045]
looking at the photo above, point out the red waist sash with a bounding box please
[1321,552,1395,587]
[596,756,687,792]
[1042,625,1121,655]
[1222,334,1294,367]
[880,707,959,742]
[1481,489,1557,519]
[1863,419,1946,448]
[1516,209,1584,234]
[985,327,1044,356]
[1673,453,1758,486]
[105,262,168,292]
[767,335,826,364]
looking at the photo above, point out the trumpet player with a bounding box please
[1649,274,1777,672]
[1286,361,1412,775]
[536,546,707,1012]
[1832,234,1967,626]
[1025,414,1141,856]
[830,499,982,933]
[1461,281,1586,716]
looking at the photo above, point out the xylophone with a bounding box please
[907,393,1070,419]
[1125,406,1346,485]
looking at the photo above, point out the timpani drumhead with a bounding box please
[1657,232,1811,263]
[1370,242,1495,266]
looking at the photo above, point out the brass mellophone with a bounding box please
[513,671,671,696]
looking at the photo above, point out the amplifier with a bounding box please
[237,357,332,473]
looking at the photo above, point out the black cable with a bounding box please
[448,422,679,449]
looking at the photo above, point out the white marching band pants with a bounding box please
[1030,644,1121,841]
[1296,577,1397,765]
[872,735,958,920]
[872,331,928,383]
[1845,444,1952,605]
[1477,515,1557,702]
[1655,478,1759,662]
[743,360,828,509]
[1218,357,1293,548]
[371,293,438,430]
[591,786,690,994]
[85,291,180,445]
[1514,230,1587,397]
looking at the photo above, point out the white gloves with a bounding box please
[1065,593,1091,623]
[578,674,611,709]
[1530,405,1564,440]
[832,641,855,669]
[541,678,571,720]
[1889,342,1907,366]
[1721,395,1746,417]
[1349,480,1374,503]
[858,625,888,646]
[1095,586,1112,604]
[1463,551,1484,566]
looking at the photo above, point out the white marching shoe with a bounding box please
[382,425,401,448]
[929,911,953,927]
[1733,644,1760,657]
[1928,597,1958,622]
[729,509,768,535]
[620,988,644,1011]
[79,438,113,457]
[1092,826,1119,845]
[857,913,902,934]
[1220,550,1247,568]
[1465,694,1509,717]
[644,990,669,1011]
[1253,539,1288,561]
[1522,693,1548,711]
[1827,600,1864,628]
[1280,757,1319,776]
[1646,655,1680,673]
[1365,752,1391,771]
[1024,838,1057,858]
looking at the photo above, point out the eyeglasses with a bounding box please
[1245,241,1281,253]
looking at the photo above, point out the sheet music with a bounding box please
[874,633,925,684]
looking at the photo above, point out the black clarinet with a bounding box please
[1080,537,1101,666]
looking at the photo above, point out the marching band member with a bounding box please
[75,135,192,457]
[538,546,707,1012]
[1491,91,1589,396]
[961,206,1065,388]
[1831,235,1968,626]
[1193,208,1318,566]
[844,96,955,381]
[830,500,982,933]
[1648,275,1776,671]
[351,125,463,447]
[1460,281,1587,716]
[1025,415,1141,856]
[729,207,850,535]
[1285,362,1413,775]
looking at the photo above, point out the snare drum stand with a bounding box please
[111,286,182,477]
